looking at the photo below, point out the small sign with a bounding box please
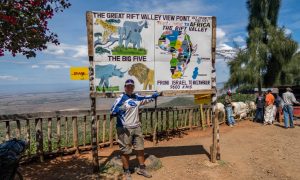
[194,94,211,104]
[70,67,89,80]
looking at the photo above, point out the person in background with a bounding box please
[264,90,275,125]
[274,93,283,123]
[224,90,236,127]
[111,79,159,179]
[282,87,300,128]
[255,92,265,123]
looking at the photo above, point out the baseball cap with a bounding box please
[125,79,135,86]
[286,87,292,92]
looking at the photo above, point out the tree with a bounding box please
[227,0,298,92]
[0,0,71,58]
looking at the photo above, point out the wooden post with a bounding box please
[150,111,153,130]
[160,111,164,131]
[139,112,143,131]
[184,109,188,127]
[109,116,114,148]
[176,110,179,129]
[206,109,211,127]
[103,114,107,144]
[210,16,220,162]
[5,121,10,141]
[57,117,61,153]
[172,110,175,130]
[166,110,169,130]
[72,116,79,154]
[16,120,21,139]
[83,116,87,146]
[153,110,158,146]
[145,109,148,135]
[180,110,184,127]
[65,117,69,148]
[166,110,169,137]
[26,119,31,157]
[47,118,52,152]
[35,118,44,162]
[96,115,100,145]
[200,105,205,129]
[210,109,218,163]
[189,109,193,130]
[87,10,99,173]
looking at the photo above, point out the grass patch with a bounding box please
[111,46,147,56]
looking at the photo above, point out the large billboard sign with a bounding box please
[87,11,215,94]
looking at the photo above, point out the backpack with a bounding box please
[0,139,26,179]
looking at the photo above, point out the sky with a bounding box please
[0,0,299,88]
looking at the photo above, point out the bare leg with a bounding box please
[121,154,130,169]
[136,150,145,165]
[136,150,152,178]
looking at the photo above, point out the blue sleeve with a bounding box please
[135,93,153,101]
[111,95,125,116]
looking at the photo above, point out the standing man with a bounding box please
[224,90,235,127]
[274,93,283,123]
[255,92,265,123]
[282,87,300,128]
[264,90,275,125]
[111,79,159,179]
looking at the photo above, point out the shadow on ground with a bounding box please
[22,153,100,180]
[100,144,210,168]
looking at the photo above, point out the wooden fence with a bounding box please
[0,105,223,162]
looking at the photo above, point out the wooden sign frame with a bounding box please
[86,11,218,172]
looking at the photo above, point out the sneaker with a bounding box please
[124,171,132,180]
[230,124,233,128]
[136,168,152,178]
[290,126,295,128]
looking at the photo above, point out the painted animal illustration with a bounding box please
[118,21,148,48]
[128,63,154,90]
[94,19,118,44]
[95,64,127,88]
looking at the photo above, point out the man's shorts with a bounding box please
[116,126,144,154]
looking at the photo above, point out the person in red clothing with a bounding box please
[264,90,275,125]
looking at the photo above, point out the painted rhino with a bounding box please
[95,64,127,88]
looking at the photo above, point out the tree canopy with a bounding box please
[226,0,299,91]
[0,0,71,58]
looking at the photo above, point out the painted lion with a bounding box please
[128,63,154,90]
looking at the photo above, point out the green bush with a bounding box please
[217,93,256,104]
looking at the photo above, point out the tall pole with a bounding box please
[210,16,220,162]
[87,11,99,173]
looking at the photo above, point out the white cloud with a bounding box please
[120,0,216,15]
[0,75,18,81]
[45,65,61,69]
[72,45,88,58]
[216,28,228,46]
[233,35,245,43]
[44,45,65,55]
[43,43,88,60]
[31,65,39,69]
[63,65,71,69]
[81,61,89,65]
[284,28,292,35]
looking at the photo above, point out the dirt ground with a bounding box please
[21,120,300,180]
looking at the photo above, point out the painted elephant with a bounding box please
[118,21,148,48]
[95,64,127,88]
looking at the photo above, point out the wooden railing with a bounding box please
[0,105,220,162]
